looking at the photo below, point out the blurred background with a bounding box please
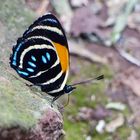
[0,0,140,140]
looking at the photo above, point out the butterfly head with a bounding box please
[64,85,76,94]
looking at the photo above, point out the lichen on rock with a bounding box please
[0,0,64,139]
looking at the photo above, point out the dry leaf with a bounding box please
[106,102,126,111]
[121,68,140,97]
[69,39,107,64]
[105,113,125,133]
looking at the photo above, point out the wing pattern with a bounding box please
[10,13,70,96]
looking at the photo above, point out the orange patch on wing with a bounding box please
[53,42,69,72]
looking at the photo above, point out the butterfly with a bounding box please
[10,13,103,105]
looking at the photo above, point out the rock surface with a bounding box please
[0,0,64,139]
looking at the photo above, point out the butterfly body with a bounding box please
[10,13,74,98]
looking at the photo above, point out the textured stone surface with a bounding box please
[0,0,64,139]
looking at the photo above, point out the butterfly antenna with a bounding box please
[71,75,104,86]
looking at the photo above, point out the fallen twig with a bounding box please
[116,47,140,67]
[69,39,107,64]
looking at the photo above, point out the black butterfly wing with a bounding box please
[23,13,69,49]
[10,13,70,95]
[11,37,59,82]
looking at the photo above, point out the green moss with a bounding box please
[64,119,88,140]
[0,0,58,130]
[0,0,132,138]
[0,0,34,30]
[117,125,131,139]
[63,59,112,139]
[0,75,52,129]
[64,59,132,139]
[68,60,112,107]
[0,0,35,61]
[0,63,55,129]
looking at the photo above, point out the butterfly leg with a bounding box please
[26,83,41,87]
[51,95,62,107]
[25,83,34,87]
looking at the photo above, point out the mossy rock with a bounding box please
[0,0,64,139]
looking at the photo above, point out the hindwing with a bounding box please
[10,13,70,95]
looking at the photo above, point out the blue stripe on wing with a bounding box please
[28,61,36,68]
[31,55,36,62]
[27,68,34,72]
[17,70,29,76]
[12,42,23,66]
[42,55,47,64]
[46,52,51,61]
